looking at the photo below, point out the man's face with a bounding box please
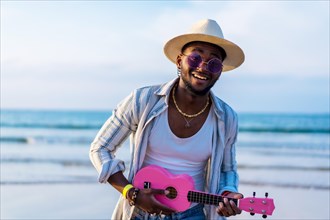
[177,42,224,96]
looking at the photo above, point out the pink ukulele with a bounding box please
[133,165,275,218]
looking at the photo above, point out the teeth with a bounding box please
[193,73,207,80]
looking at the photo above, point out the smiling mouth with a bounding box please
[192,72,209,80]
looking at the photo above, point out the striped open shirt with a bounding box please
[89,78,239,220]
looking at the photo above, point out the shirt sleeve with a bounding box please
[89,92,138,183]
[219,111,239,194]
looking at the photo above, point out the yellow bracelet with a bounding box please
[122,184,134,198]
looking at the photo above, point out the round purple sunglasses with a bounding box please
[181,52,223,74]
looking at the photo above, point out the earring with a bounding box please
[177,67,181,76]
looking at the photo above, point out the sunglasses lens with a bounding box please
[207,58,223,74]
[186,53,222,74]
[187,53,202,68]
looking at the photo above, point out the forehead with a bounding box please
[182,41,223,57]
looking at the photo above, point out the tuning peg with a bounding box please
[265,192,268,198]
[253,192,256,197]
[250,212,255,216]
[262,214,267,218]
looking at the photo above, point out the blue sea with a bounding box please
[1,109,329,190]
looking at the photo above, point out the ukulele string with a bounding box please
[162,192,226,203]
[165,192,221,198]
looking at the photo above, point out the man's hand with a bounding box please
[216,192,243,217]
[134,188,176,216]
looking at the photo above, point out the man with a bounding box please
[90,19,245,219]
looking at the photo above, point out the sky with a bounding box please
[1,0,329,113]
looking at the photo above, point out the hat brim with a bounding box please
[164,33,245,72]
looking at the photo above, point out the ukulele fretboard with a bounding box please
[187,191,238,206]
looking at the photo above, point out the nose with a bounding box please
[197,61,208,72]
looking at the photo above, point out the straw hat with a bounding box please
[164,19,245,72]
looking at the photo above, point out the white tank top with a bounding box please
[142,106,214,191]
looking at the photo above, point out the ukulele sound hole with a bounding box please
[165,187,177,199]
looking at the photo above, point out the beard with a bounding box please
[181,71,217,96]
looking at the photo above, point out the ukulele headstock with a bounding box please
[238,192,275,218]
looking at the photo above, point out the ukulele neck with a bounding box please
[187,191,238,206]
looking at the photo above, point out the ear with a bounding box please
[176,55,182,69]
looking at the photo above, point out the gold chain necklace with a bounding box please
[172,85,210,118]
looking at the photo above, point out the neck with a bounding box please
[173,84,210,117]
[187,190,238,206]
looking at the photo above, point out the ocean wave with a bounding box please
[1,179,328,190]
[238,164,329,171]
[238,142,330,153]
[0,180,96,185]
[2,159,328,190]
[240,181,329,190]
[1,136,30,143]
[239,127,330,133]
[1,123,101,130]
[1,158,92,166]
[0,136,93,144]
[3,157,328,171]
[1,123,328,134]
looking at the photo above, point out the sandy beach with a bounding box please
[1,182,329,220]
